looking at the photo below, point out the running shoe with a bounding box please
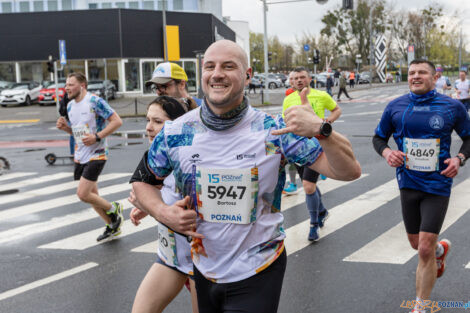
[283,183,298,195]
[436,239,451,278]
[320,174,327,180]
[318,210,329,228]
[97,224,122,242]
[308,225,320,242]
[108,201,124,230]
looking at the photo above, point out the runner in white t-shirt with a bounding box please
[56,73,123,242]
[455,69,470,111]
[133,40,361,313]
[435,67,451,95]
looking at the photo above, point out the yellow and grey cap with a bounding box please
[145,62,188,87]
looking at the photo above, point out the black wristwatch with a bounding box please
[315,121,332,139]
[457,154,466,166]
[95,133,101,142]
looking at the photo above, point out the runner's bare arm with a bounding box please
[132,181,203,238]
[97,112,122,138]
[326,106,341,123]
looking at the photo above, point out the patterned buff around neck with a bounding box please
[409,89,437,103]
[199,97,249,131]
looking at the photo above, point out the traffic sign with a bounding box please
[59,40,67,65]
[303,44,310,52]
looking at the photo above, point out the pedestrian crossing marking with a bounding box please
[343,179,470,264]
[0,173,130,206]
[285,179,399,256]
[0,172,36,182]
[131,241,157,253]
[0,172,70,192]
[0,180,131,221]
[38,202,156,251]
[281,174,368,212]
[0,262,98,301]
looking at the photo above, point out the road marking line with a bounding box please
[343,179,470,264]
[0,195,132,245]
[0,172,70,192]
[285,179,399,256]
[0,262,98,301]
[131,241,157,253]
[39,210,156,251]
[0,173,130,206]
[0,119,40,124]
[466,262,470,269]
[0,172,36,182]
[0,183,131,221]
[281,174,368,212]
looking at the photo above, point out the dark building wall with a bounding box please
[0,9,235,62]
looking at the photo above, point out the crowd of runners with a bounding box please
[55,39,470,313]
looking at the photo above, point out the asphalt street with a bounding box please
[1,84,469,313]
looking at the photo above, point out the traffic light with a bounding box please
[313,49,320,64]
[268,52,272,61]
[47,60,54,73]
[342,0,353,10]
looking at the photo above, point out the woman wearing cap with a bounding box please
[128,95,198,313]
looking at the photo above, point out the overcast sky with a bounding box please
[222,0,470,49]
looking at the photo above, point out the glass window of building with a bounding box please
[19,1,30,12]
[101,2,112,8]
[19,62,45,83]
[105,59,120,91]
[48,0,58,10]
[128,1,138,8]
[0,63,16,82]
[156,0,163,9]
[125,59,140,92]
[115,2,125,8]
[61,60,85,80]
[173,0,183,10]
[88,3,98,9]
[1,2,13,12]
[61,0,72,10]
[33,1,44,11]
[183,61,196,93]
[143,0,153,9]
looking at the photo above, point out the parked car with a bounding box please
[310,74,327,88]
[358,72,371,84]
[0,81,13,91]
[275,73,287,85]
[87,80,116,100]
[38,82,66,106]
[0,81,42,107]
[257,73,283,89]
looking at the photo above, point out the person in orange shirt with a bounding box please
[349,70,355,88]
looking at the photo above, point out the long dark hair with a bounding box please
[147,96,196,120]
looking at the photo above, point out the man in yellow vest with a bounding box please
[282,66,342,241]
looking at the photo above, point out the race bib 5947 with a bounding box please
[197,167,258,224]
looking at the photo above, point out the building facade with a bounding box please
[0,1,228,95]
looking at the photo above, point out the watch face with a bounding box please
[321,122,332,137]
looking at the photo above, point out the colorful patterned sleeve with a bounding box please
[94,97,115,120]
[274,115,323,167]
[147,127,172,179]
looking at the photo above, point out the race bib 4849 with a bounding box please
[71,124,91,145]
[197,167,258,224]
[404,138,440,172]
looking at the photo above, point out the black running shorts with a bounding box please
[400,188,449,235]
[194,250,287,313]
[295,164,319,184]
[74,160,106,181]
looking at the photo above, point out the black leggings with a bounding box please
[194,250,287,313]
[400,188,449,234]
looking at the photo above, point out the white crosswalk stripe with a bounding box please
[0,173,130,206]
[343,179,470,264]
[0,172,36,182]
[0,172,70,192]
